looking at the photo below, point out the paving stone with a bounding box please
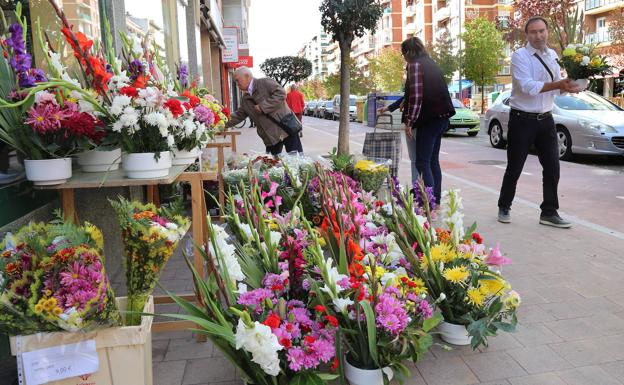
[517,304,557,324]
[182,356,237,385]
[152,339,169,362]
[431,340,480,358]
[478,332,523,352]
[534,287,584,303]
[507,373,566,385]
[153,330,194,341]
[475,381,511,385]
[153,360,186,385]
[165,337,214,361]
[512,323,563,347]
[389,367,427,385]
[416,356,479,385]
[516,289,549,306]
[543,317,604,341]
[463,352,527,382]
[555,365,621,385]
[538,302,594,320]
[550,335,624,366]
[600,361,624,381]
[506,345,572,374]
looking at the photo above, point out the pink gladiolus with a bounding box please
[484,243,512,266]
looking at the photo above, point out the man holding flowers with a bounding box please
[497,16,581,228]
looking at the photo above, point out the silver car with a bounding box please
[482,91,624,160]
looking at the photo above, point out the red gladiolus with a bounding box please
[88,56,112,92]
[164,99,184,118]
[61,27,93,58]
[134,74,149,89]
[325,315,338,327]
[120,86,138,98]
[262,313,281,329]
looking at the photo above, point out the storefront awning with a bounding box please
[448,80,473,93]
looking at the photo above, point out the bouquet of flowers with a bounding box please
[110,198,189,325]
[169,92,213,152]
[387,185,520,348]
[352,158,390,192]
[559,43,611,80]
[0,217,120,335]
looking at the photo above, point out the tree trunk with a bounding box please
[338,40,352,155]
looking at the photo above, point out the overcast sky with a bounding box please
[248,0,323,77]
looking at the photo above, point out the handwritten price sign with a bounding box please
[21,340,99,385]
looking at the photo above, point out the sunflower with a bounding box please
[442,266,469,284]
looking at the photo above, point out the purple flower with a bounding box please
[417,299,433,319]
[287,347,306,371]
[237,288,274,311]
[414,181,437,211]
[375,290,409,336]
[194,105,215,125]
[128,59,144,81]
[178,63,188,88]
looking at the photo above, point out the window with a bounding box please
[597,17,606,30]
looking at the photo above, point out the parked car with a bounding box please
[315,101,327,118]
[324,100,335,119]
[446,98,480,136]
[305,101,317,116]
[483,90,624,160]
[332,94,357,121]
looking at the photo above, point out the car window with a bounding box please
[554,92,622,111]
[452,99,466,108]
[503,98,510,106]
[350,98,357,106]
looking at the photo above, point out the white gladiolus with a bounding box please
[235,319,283,376]
[268,231,281,247]
[333,297,354,313]
[238,223,254,240]
[208,224,245,283]
[321,258,349,295]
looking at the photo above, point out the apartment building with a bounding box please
[298,30,332,79]
[403,0,433,43]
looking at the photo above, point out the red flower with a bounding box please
[400,276,409,283]
[472,232,483,244]
[314,305,327,313]
[87,56,112,92]
[304,335,316,344]
[214,113,221,124]
[164,98,184,118]
[61,111,105,143]
[61,27,93,57]
[134,74,149,89]
[189,95,200,108]
[279,338,292,349]
[120,86,138,98]
[330,357,340,371]
[262,313,281,329]
[222,107,231,118]
[271,284,284,291]
[325,315,339,327]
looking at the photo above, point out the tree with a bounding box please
[320,0,384,155]
[368,48,405,92]
[300,78,327,100]
[259,56,313,87]
[427,31,458,85]
[462,18,505,114]
[509,0,583,52]
[324,62,374,99]
[323,72,341,99]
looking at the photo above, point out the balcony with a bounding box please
[585,0,624,14]
[405,3,417,16]
[406,22,417,33]
[585,29,613,44]
[435,6,451,22]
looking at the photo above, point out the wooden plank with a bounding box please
[60,189,78,223]
[153,294,196,304]
[175,171,218,182]
[152,320,197,332]
[190,175,205,281]
[205,142,231,149]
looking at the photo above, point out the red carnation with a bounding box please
[325,315,339,327]
[189,95,200,108]
[314,305,327,313]
[262,313,281,329]
[304,335,316,344]
[120,86,138,98]
[472,232,483,244]
[164,98,184,118]
[279,338,292,349]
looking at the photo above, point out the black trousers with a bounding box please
[265,133,304,156]
[498,111,560,216]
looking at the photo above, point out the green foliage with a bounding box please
[427,31,458,85]
[300,78,327,100]
[260,56,313,87]
[462,18,505,113]
[368,48,405,92]
[323,72,341,99]
[324,61,373,98]
[327,147,353,174]
[319,0,384,45]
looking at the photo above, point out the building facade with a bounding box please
[298,29,332,79]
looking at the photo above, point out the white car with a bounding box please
[482,91,624,160]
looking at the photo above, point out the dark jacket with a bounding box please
[413,55,455,125]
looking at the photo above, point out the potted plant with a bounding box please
[352,158,390,192]
[170,89,212,165]
[387,184,520,348]
[558,43,611,90]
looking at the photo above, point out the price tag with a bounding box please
[21,340,99,385]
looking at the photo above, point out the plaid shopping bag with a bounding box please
[362,131,402,177]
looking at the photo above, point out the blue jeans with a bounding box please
[405,133,418,186]
[415,117,449,204]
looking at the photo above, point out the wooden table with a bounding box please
[37,165,218,335]
[215,130,242,153]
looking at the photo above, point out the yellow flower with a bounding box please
[562,48,576,57]
[431,243,456,263]
[85,222,104,251]
[574,54,583,63]
[34,304,44,313]
[53,307,63,316]
[466,287,485,307]
[589,57,603,68]
[443,266,469,283]
[479,277,507,296]
[504,290,521,310]
[365,265,386,280]
[354,159,388,173]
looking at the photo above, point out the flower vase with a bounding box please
[344,357,393,385]
[571,79,589,90]
[439,321,471,345]
[122,152,172,179]
[24,158,72,186]
[77,147,122,172]
[172,147,202,166]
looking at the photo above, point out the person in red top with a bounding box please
[286,84,305,137]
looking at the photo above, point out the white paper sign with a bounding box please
[21,340,99,385]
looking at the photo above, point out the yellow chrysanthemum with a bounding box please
[479,277,508,297]
[466,287,485,307]
[431,243,456,263]
[365,265,386,280]
[34,304,44,313]
[53,307,63,316]
[354,159,388,173]
[85,222,104,251]
[442,266,469,283]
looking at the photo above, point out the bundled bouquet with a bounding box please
[559,44,611,85]
[110,198,189,325]
[352,158,390,192]
[388,186,519,348]
[0,217,120,335]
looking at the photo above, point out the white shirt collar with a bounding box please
[526,43,549,56]
[247,78,254,94]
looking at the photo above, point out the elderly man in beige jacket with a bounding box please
[225,66,303,155]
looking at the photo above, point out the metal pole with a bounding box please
[458,0,462,100]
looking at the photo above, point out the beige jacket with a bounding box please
[226,77,291,146]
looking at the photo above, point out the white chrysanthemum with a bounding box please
[333,297,354,313]
[581,56,590,66]
[137,87,162,108]
[110,95,132,115]
[235,319,283,376]
[112,120,124,132]
[183,120,195,137]
[167,135,175,147]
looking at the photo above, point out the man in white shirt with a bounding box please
[497,16,581,228]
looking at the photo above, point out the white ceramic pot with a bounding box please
[24,158,72,186]
[171,147,201,166]
[571,78,589,90]
[77,148,122,172]
[344,357,393,385]
[122,152,172,179]
[439,321,471,346]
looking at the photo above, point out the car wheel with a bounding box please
[556,125,573,161]
[468,131,478,137]
[489,121,507,149]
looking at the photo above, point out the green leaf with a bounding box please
[317,373,340,381]
[423,312,443,332]
[359,300,379,367]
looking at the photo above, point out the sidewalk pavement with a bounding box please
[152,121,624,385]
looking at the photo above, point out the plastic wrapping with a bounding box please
[0,219,121,336]
[352,156,391,192]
